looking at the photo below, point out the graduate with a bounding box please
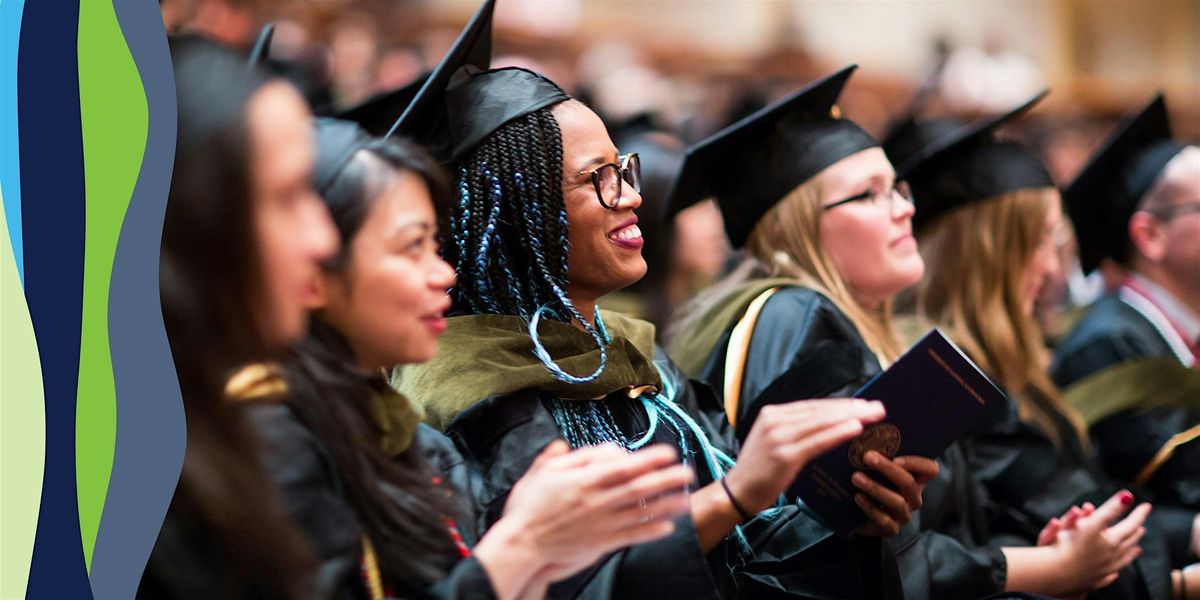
[663,68,1130,599]
[144,35,339,598]
[1052,95,1200,554]
[901,93,1200,598]
[389,1,917,597]
[245,118,693,600]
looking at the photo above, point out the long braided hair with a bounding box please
[444,102,609,384]
[443,102,745,516]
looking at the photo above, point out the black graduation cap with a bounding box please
[879,84,964,176]
[172,34,271,154]
[332,73,430,137]
[247,23,275,67]
[667,65,877,248]
[880,115,963,178]
[896,90,1053,232]
[388,0,568,162]
[312,118,374,197]
[1064,93,1188,273]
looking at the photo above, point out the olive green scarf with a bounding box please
[392,310,662,431]
[1063,357,1200,486]
[1062,357,1200,426]
[365,380,426,458]
[667,278,799,377]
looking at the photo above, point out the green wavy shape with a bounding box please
[0,186,46,600]
[76,0,147,571]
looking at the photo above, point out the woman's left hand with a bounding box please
[851,453,939,536]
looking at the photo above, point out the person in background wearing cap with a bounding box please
[904,92,1200,599]
[1052,95,1200,577]
[389,1,911,597]
[242,118,694,600]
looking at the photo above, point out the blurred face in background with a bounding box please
[1136,147,1200,301]
[672,200,728,282]
[246,82,338,348]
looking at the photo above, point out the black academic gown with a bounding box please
[442,348,904,600]
[248,403,498,600]
[961,377,1173,599]
[1052,293,1200,564]
[690,286,1007,600]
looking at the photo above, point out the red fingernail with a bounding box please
[1119,491,1134,506]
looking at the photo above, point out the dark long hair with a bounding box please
[155,35,314,598]
[288,134,464,590]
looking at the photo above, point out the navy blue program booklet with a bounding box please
[788,328,1005,535]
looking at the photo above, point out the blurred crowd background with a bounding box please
[160,0,1200,337]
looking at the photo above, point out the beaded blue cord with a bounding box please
[471,171,504,313]
[516,170,609,384]
[529,305,607,384]
[546,361,756,551]
[453,165,481,314]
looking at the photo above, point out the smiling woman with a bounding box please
[555,100,648,324]
[386,6,910,595]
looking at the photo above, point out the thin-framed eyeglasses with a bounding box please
[1146,200,1200,221]
[822,180,913,212]
[580,153,641,210]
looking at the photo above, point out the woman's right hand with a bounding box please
[1048,490,1151,593]
[473,441,693,599]
[723,399,887,514]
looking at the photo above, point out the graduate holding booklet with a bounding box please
[789,328,1002,536]
[667,81,1151,598]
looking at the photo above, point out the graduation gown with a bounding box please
[232,327,498,600]
[397,311,904,600]
[248,402,498,600]
[671,283,1007,599]
[962,387,1180,599]
[1052,293,1200,564]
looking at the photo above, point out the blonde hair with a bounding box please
[672,176,906,365]
[915,188,1087,447]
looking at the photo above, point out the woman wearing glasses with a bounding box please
[388,5,911,596]
[666,76,1143,598]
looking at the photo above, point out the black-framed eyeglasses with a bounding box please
[1147,200,1200,221]
[580,153,641,210]
[822,180,913,211]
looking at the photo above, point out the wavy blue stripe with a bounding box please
[88,2,183,596]
[20,0,92,596]
[0,0,24,283]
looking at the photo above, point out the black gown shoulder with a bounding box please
[695,287,876,440]
[1051,293,1200,564]
[248,402,362,598]
[247,402,498,600]
[1051,294,1174,388]
[961,390,1175,599]
[445,349,907,600]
